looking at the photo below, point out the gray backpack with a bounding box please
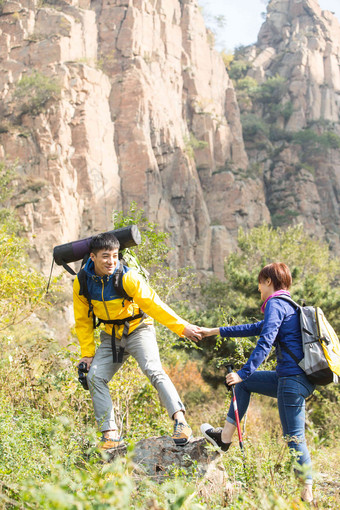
[276,296,340,386]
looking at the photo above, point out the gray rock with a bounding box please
[105,435,220,482]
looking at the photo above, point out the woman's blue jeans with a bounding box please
[226,371,315,482]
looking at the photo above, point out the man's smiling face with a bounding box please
[90,248,119,277]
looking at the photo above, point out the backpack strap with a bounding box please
[113,260,133,303]
[278,342,301,365]
[78,268,96,329]
[273,295,301,309]
[272,296,303,365]
[62,261,77,276]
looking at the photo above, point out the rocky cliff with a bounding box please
[0,0,339,278]
[0,0,269,278]
[239,0,340,248]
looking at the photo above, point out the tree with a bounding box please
[112,202,196,303]
[184,224,340,383]
[202,223,340,325]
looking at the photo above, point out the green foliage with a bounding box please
[291,128,340,152]
[184,133,208,160]
[280,101,294,121]
[241,113,270,141]
[0,192,339,508]
[113,202,196,302]
[268,125,292,142]
[113,201,170,270]
[319,130,340,148]
[0,336,205,509]
[271,209,299,227]
[14,71,61,116]
[221,224,340,323]
[252,75,287,105]
[183,224,340,384]
[0,161,47,329]
[220,49,233,68]
[0,226,47,329]
[244,76,292,125]
[236,76,258,93]
[230,49,340,178]
[0,161,15,204]
[228,59,252,81]
[0,161,20,229]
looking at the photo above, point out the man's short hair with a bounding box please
[89,232,120,255]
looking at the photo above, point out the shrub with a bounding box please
[269,126,292,142]
[235,76,258,93]
[252,75,287,105]
[241,113,270,140]
[184,133,208,159]
[271,209,300,227]
[319,131,340,149]
[0,161,47,329]
[14,71,61,116]
[228,59,251,81]
[291,128,319,149]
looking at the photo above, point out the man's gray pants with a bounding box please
[87,323,185,432]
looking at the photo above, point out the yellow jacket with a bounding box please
[73,260,188,357]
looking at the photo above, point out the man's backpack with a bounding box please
[276,296,340,386]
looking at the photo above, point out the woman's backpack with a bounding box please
[276,296,340,386]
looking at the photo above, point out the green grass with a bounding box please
[0,335,339,509]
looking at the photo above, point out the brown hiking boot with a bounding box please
[100,433,125,450]
[172,420,193,446]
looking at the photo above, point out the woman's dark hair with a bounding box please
[258,262,292,290]
[89,232,120,254]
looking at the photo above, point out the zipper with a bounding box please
[101,278,111,320]
[315,307,321,341]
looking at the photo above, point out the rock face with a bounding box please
[0,0,339,276]
[0,0,269,278]
[244,0,340,247]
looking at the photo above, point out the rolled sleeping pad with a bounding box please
[53,225,141,267]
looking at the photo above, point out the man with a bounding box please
[73,232,201,449]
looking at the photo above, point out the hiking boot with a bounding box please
[201,423,231,452]
[172,420,193,446]
[100,434,125,450]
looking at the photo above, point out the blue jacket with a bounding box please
[220,297,304,380]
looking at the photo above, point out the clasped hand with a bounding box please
[184,325,219,342]
[184,326,243,386]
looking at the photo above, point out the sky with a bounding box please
[200,0,340,51]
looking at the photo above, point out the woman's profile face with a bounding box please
[258,279,274,301]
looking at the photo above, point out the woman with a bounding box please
[200,262,315,503]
